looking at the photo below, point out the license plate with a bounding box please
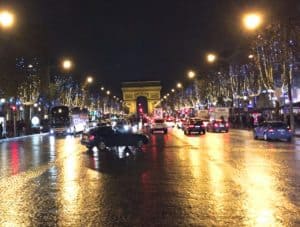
[195,125,200,128]
[220,124,224,127]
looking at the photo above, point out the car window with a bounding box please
[96,126,114,135]
[270,122,287,128]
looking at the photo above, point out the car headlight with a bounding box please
[124,125,129,131]
[50,129,54,134]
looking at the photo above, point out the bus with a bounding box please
[50,106,89,135]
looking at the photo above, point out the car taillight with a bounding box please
[268,128,274,133]
[188,125,194,128]
[226,123,229,127]
[214,123,218,127]
[89,135,95,141]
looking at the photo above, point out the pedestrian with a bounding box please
[0,122,3,138]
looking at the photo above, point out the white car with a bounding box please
[150,119,168,134]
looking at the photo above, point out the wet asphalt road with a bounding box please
[0,128,300,226]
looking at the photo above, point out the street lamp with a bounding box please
[207,53,217,63]
[86,76,93,84]
[248,54,254,59]
[0,10,15,29]
[177,82,182,89]
[171,88,175,93]
[106,90,110,95]
[62,59,73,70]
[188,70,195,79]
[243,12,263,30]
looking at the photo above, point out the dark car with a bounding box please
[206,120,229,133]
[253,121,292,142]
[81,126,149,151]
[183,118,206,135]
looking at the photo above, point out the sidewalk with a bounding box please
[0,132,49,142]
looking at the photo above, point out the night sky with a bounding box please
[2,0,300,97]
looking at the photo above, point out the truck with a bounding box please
[208,107,230,121]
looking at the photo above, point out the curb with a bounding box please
[0,133,49,142]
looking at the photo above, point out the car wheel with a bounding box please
[98,141,106,151]
[253,133,258,140]
[263,133,269,141]
[202,130,206,135]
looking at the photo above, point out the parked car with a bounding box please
[81,126,149,151]
[253,121,292,142]
[183,118,206,135]
[206,120,229,133]
[150,118,168,134]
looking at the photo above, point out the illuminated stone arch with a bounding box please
[121,81,161,115]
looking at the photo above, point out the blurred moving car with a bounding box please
[183,118,206,135]
[165,117,175,128]
[150,118,168,134]
[113,119,132,133]
[81,126,149,151]
[206,120,229,133]
[253,121,292,142]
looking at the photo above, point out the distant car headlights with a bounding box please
[124,125,130,131]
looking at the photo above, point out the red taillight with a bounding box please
[268,129,274,133]
[89,135,95,141]
[188,124,194,128]
[226,123,229,127]
[214,123,218,127]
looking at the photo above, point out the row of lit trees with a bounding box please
[161,12,300,131]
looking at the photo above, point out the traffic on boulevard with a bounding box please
[0,118,300,225]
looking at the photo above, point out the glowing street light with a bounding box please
[101,86,104,91]
[207,53,217,63]
[62,59,73,70]
[243,13,262,30]
[86,76,93,83]
[0,10,15,29]
[106,90,110,95]
[177,82,182,88]
[188,70,195,79]
[171,89,175,93]
[248,54,254,59]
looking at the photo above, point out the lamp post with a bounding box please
[0,10,15,29]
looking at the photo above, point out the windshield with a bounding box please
[154,119,164,123]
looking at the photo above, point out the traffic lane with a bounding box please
[0,130,299,225]
[171,128,300,225]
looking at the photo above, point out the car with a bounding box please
[165,117,175,128]
[113,119,132,133]
[206,120,229,133]
[81,125,149,151]
[183,118,206,135]
[253,121,292,142]
[176,118,187,129]
[150,118,168,134]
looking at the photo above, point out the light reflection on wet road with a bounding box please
[0,129,300,226]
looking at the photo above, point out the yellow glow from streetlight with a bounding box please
[106,90,110,95]
[0,10,14,29]
[62,59,72,70]
[101,86,104,91]
[243,13,262,30]
[188,70,195,79]
[207,53,217,63]
[171,89,175,93]
[86,76,93,83]
[248,54,254,59]
[177,82,182,88]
